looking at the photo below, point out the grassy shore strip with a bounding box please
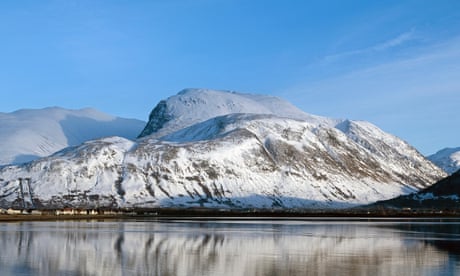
[1,208,460,221]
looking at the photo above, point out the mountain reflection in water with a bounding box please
[0,218,459,275]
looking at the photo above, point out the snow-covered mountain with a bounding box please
[428,147,460,175]
[0,89,446,209]
[0,107,145,165]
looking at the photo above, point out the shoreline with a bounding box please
[1,208,460,222]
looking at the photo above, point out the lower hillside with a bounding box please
[372,170,460,210]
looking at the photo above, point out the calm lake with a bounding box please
[0,218,459,275]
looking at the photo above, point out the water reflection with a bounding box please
[0,218,459,275]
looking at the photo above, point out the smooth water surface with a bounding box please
[0,218,460,275]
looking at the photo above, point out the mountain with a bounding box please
[428,147,460,175]
[373,170,460,209]
[0,107,145,165]
[0,89,447,209]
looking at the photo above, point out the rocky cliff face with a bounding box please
[138,100,172,138]
[0,89,446,209]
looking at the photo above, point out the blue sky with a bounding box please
[0,0,459,154]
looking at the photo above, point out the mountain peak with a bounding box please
[138,88,332,138]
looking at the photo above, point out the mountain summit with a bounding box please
[138,88,331,138]
[0,89,446,209]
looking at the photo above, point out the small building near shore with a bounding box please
[6,208,23,215]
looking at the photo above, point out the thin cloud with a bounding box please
[323,30,416,63]
[372,30,415,51]
[293,36,460,102]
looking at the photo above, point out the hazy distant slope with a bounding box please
[0,107,145,165]
[428,147,460,174]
